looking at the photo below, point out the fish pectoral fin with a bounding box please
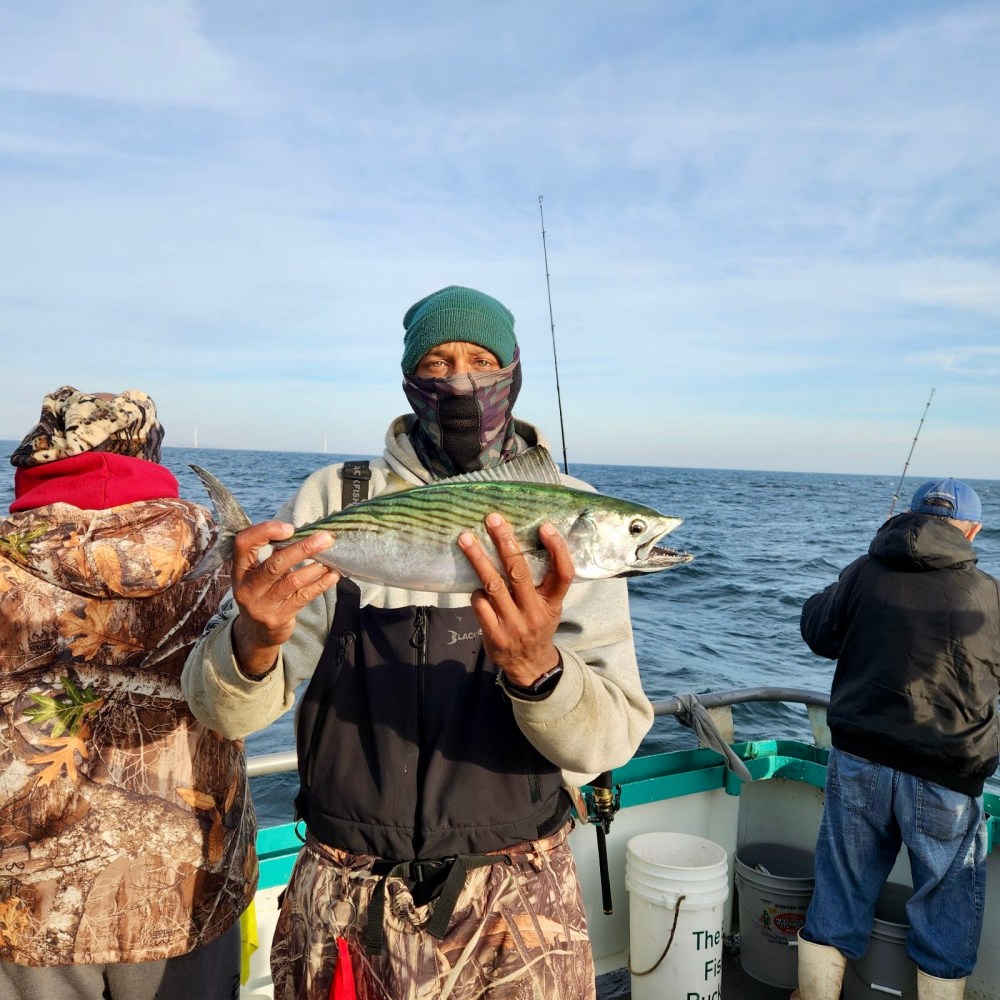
[566,511,598,543]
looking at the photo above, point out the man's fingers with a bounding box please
[536,522,574,599]
[469,588,500,630]
[288,567,341,607]
[266,530,334,576]
[236,526,331,577]
[459,528,508,590]
[228,524,337,673]
[459,515,573,606]
[273,559,339,605]
[482,512,537,597]
[480,514,574,604]
[233,527,334,623]
[232,521,295,576]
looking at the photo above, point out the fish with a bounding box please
[190,446,693,593]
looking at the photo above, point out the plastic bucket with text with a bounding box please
[734,843,815,989]
[626,832,730,1000]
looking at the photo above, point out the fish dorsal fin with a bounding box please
[434,446,564,487]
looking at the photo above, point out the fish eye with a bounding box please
[629,518,646,536]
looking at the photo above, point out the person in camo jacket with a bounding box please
[182,285,654,1000]
[0,387,255,1000]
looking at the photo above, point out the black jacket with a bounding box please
[295,580,570,860]
[801,512,1000,796]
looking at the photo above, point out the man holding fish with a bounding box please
[183,286,688,1000]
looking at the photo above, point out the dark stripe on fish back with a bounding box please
[294,482,576,541]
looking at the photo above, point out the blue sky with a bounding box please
[1,1,997,476]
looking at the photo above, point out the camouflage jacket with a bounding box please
[0,498,255,966]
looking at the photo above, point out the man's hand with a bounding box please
[230,522,339,678]
[458,513,574,687]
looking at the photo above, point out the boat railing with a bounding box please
[247,750,299,779]
[245,687,832,778]
[651,686,828,716]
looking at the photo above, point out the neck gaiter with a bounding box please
[403,351,523,478]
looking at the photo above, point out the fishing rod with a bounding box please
[887,388,935,518]
[538,196,620,909]
[537,195,569,475]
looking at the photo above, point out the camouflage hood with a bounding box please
[1,497,216,598]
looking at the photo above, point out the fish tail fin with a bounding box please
[188,464,252,577]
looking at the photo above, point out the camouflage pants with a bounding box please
[271,822,596,1000]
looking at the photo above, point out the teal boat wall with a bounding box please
[251,741,1000,995]
[256,822,303,893]
[255,741,1000,892]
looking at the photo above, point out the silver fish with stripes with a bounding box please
[190,446,692,593]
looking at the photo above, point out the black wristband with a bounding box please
[505,663,563,701]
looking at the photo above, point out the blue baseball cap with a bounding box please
[910,479,982,522]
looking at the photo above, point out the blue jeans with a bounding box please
[803,748,987,979]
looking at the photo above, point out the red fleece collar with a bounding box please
[10,453,180,512]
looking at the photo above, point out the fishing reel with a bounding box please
[583,772,622,915]
[584,774,621,835]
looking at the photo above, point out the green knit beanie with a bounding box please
[401,285,517,374]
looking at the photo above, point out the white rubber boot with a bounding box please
[789,931,847,999]
[917,970,967,999]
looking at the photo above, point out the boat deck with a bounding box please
[596,949,790,998]
[244,702,1000,999]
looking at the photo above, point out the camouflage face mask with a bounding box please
[403,350,523,478]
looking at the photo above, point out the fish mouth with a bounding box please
[625,540,694,576]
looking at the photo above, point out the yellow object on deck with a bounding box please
[240,899,259,986]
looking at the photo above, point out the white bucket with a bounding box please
[625,832,730,1000]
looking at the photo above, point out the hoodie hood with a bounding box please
[1,499,217,598]
[869,511,978,572]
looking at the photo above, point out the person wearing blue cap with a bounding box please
[792,479,997,1000]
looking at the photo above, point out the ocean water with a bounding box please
[4,442,999,825]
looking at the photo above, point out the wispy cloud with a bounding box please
[0,0,257,110]
[913,347,1000,378]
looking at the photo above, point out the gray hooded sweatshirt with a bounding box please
[182,417,653,792]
